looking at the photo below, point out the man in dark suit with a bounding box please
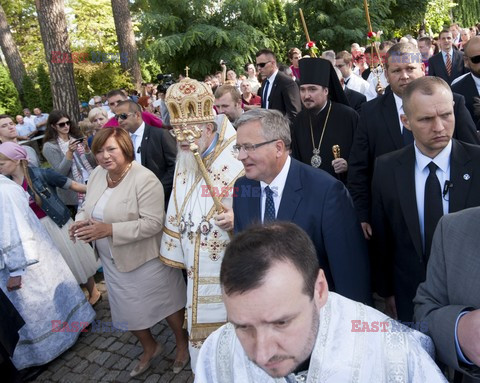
[115,100,177,204]
[371,76,480,322]
[333,65,367,112]
[348,42,479,240]
[452,36,480,125]
[414,207,480,383]
[256,49,301,122]
[232,108,372,305]
[428,29,469,85]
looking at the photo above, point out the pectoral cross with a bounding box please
[185,66,190,77]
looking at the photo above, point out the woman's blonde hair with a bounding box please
[0,153,42,206]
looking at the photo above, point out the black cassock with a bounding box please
[291,101,359,181]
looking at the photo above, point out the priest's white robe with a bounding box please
[195,292,447,383]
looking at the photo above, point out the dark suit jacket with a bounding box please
[347,90,479,223]
[259,71,302,122]
[0,288,24,363]
[452,73,480,125]
[371,140,480,321]
[233,158,372,304]
[345,87,367,112]
[140,124,177,205]
[414,207,480,383]
[428,50,469,85]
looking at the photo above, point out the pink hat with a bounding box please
[0,142,28,160]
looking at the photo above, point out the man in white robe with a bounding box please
[196,222,447,383]
[0,175,96,370]
[160,76,244,372]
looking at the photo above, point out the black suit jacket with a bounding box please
[452,73,480,124]
[345,87,367,112]
[140,124,177,204]
[233,158,372,304]
[371,140,480,321]
[347,90,479,223]
[428,50,469,85]
[259,71,302,122]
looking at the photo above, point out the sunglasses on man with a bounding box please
[467,55,480,64]
[256,61,271,68]
[114,112,134,121]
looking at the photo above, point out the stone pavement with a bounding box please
[33,274,194,383]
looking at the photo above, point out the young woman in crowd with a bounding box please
[43,110,96,212]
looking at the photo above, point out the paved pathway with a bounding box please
[33,274,194,383]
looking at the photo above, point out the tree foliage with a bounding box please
[452,0,480,28]
[37,64,53,111]
[0,64,22,115]
[74,63,133,101]
[21,73,39,110]
[133,0,289,79]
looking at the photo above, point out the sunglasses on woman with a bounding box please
[56,121,71,128]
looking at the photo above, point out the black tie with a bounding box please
[344,78,350,86]
[402,126,414,146]
[261,79,270,109]
[424,162,443,259]
[264,186,275,223]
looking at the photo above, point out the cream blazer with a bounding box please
[76,161,164,272]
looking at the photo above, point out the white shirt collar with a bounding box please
[266,69,278,84]
[393,92,406,133]
[131,121,145,139]
[414,139,452,173]
[260,155,291,198]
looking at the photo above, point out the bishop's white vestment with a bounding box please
[160,115,244,371]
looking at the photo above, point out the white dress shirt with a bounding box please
[259,156,291,222]
[414,140,452,248]
[393,92,407,135]
[130,122,145,163]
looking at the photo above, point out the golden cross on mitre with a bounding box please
[184,66,190,77]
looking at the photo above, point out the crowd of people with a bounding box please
[1,22,480,383]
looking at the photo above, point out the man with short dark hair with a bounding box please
[0,115,39,167]
[452,36,480,124]
[418,37,434,74]
[335,50,370,95]
[195,222,447,382]
[233,109,371,304]
[104,89,163,128]
[348,42,479,241]
[214,85,243,124]
[371,76,480,322]
[256,49,301,122]
[114,100,176,203]
[428,29,468,85]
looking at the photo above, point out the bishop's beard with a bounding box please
[176,134,208,174]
